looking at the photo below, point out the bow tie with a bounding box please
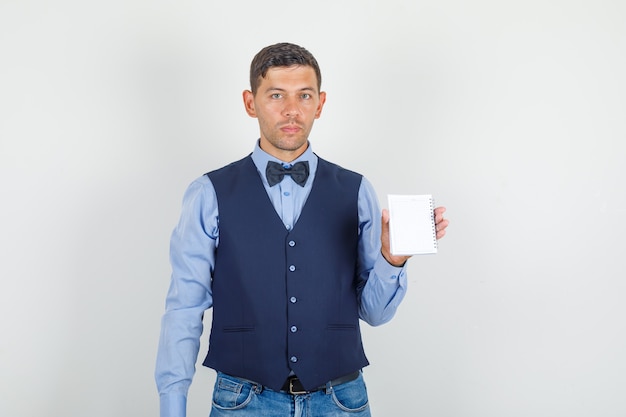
[266,161,310,187]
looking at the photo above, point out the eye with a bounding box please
[301,93,312,100]
[271,93,282,99]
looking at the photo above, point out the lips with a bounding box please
[280,124,302,134]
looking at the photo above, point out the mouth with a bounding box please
[280,124,302,134]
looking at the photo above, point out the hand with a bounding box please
[434,206,449,240]
[381,206,450,267]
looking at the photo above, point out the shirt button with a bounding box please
[290,296,297,303]
[288,240,296,247]
[290,356,298,363]
[290,326,298,333]
[289,265,296,272]
[284,191,290,196]
[286,225,292,230]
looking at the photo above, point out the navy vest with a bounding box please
[203,155,369,391]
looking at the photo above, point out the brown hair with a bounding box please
[249,42,322,94]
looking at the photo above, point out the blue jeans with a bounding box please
[209,371,372,417]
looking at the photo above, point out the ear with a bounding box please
[315,91,327,119]
[243,90,257,118]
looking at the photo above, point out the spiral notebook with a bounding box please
[388,194,438,255]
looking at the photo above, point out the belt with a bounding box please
[280,371,360,395]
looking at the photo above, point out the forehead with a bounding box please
[259,65,319,91]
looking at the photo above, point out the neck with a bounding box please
[259,140,308,163]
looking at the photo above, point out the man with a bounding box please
[156,42,449,417]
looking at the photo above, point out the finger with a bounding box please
[381,208,390,224]
[434,206,446,222]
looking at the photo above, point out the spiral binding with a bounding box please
[430,197,438,251]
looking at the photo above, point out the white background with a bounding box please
[1,1,625,416]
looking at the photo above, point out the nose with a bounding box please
[283,97,301,118]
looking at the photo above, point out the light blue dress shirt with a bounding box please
[155,142,408,417]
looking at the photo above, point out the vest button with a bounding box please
[290,325,298,333]
[288,240,296,247]
[289,265,296,272]
[290,356,298,363]
[290,296,297,303]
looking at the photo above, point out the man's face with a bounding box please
[243,65,326,161]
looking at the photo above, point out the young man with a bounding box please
[155,42,449,417]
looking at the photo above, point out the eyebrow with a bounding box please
[265,87,317,93]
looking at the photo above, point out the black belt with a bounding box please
[280,371,360,395]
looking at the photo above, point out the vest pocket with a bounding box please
[327,324,357,331]
[222,326,255,332]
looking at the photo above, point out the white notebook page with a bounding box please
[387,194,438,255]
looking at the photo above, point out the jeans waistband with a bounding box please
[280,371,360,395]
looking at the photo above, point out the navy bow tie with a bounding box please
[266,161,310,187]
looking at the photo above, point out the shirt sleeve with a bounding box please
[356,177,408,326]
[155,176,218,417]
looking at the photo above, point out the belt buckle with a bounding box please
[289,379,308,395]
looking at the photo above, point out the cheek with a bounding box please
[258,106,281,121]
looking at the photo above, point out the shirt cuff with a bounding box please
[375,253,407,284]
[160,392,187,417]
